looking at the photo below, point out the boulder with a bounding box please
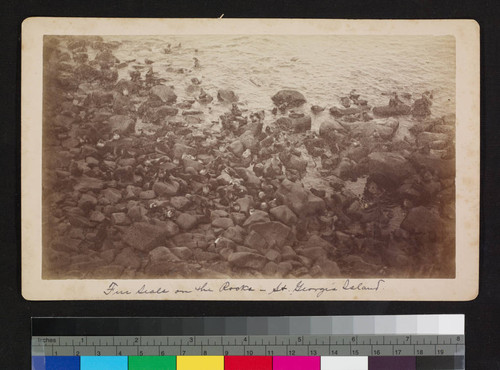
[401,206,444,236]
[110,212,130,225]
[305,234,336,252]
[169,246,194,260]
[212,217,234,230]
[348,118,399,139]
[114,247,142,269]
[150,84,177,103]
[411,97,432,117]
[228,140,245,156]
[239,131,259,150]
[276,180,325,216]
[298,247,327,261]
[291,115,312,132]
[122,221,169,251]
[173,143,197,159]
[149,246,181,264]
[410,153,455,179]
[247,221,293,250]
[107,115,135,135]
[228,252,267,270]
[269,205,298,226]
[101,188,122,204]
[271,90,306,107]
[217,89,239,103]
[372,104,411,117]
[176,213,199,230]
[244,230,268,251]
[318,119,347,139]
[222,226,245,244]
[173,233,209,250]
[367,152,415,182]
[78,193,97,211]
[417,132,450,147]
[329,106,369,117]
[243,210,271,227]
[153,181,180,196]
[170,196,190,210]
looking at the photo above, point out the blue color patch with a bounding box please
[81,356,127,370]
[32,356,80,370]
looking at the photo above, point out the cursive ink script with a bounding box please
[103,282,131,295]
[293,280,338,297]
[219,281,255,292]
[342,279,386,291]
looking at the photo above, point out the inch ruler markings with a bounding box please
[32,335,465,357]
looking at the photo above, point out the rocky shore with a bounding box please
[42,36,456,279]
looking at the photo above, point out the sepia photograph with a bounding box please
[22,18,479,300]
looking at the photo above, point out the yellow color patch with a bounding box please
[177,356,224,370]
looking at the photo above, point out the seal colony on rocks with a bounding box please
[41,35,456,281]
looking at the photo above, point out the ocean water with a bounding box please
[106,34,456,129]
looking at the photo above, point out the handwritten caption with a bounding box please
[103,279,385,298]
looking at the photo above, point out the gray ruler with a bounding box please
[32,334,465,357]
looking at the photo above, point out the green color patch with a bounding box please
[129,356,177,370]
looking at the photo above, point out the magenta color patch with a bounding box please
[273,356,321,370]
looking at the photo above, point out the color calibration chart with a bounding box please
[32,315,465,370]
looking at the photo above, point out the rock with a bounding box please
[417,132,450,147]
[176,213,199,230]
[127,205,148,222]
[217,89,239,103]
[153,181,179,196]
[222,226,245,244]
[61,137,80,149]
[244,230,268,251]
[89,210,106,222]
[298,246,328,261]
[122,221,169,251]
[372,104,411,117]
[270,205,298,226]
[182,158,203,172]
[139,190,156,200]
[150,106,179,122]
[150,84,177,103]
[277,261,293,276]
[95,50,119,65]
[173,143,197,159]
[367,152,415,182]
[276,180,325,216]
[265,249,281,263]
[101,188,122,204]
[174,233,209,250]
[235,196,254,214]
[263,261,279,275]
[410,153,455,179]
[305,235,335,251]
[44,249,71,269]
[292,115,312,133]
[271,90,306,107]
[401,206,444,236]
[78,193,97,211]
[348,118,399,139]
[243,210,271,227]
[111,212,130,225]
[212,217,234,230]
[228,140,245,156]
[149,246,181,264]
[239,131,259,150]
[247,221,293,250]
[411,97,432,117]
[170,196,190,210]
[318,118,346,139]
[107,115,135,135]
[228,252,267,270]
[329,106,369,117]
[170,246,194,260]
[114,247,142,269]
[315,259,342,277]
[281,245,297,260]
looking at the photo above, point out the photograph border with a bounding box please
[21,17,479,301]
